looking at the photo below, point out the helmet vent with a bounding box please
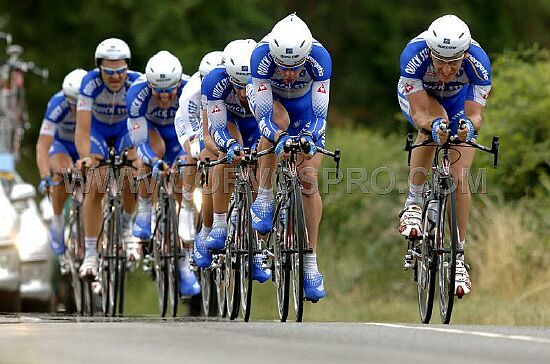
[459,32,465,39]
[432,30,437,37]
[274,39,279,47]
[300,40,306,48]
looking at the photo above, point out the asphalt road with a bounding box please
[1,314,550,364]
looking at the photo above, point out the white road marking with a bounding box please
[365,323,550,344]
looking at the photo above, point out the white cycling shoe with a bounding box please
[79,255,99,279]
[455,255,471,298]
[399,204,423,239]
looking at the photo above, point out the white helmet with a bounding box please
[62,68,87,101]
[199,51,224,78]
[145,50,183,89]
[223,39,257,85]
[426,15,471,61]
[269,13,313,68]
[94,38,131,66]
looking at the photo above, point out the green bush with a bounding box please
[477,47,550,199]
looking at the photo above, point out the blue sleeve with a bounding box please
[305,42,332,81]
[399,39,431,79]
[250,43,278,142]
[44,92,70,123]
[79,69,103,99]
[464,44,491,86]
[126,79,151,118]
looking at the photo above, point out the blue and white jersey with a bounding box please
[39,91,76,143]
[175,72,202,150]
[126,74,188,128]
[77,68,141,125]
[202,66,256,150]
[398,31,491,106]
[250,35,331,142]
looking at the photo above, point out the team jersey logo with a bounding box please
[317,83,327,94]
[132,122,140,130]
[212,105,222,113]
[257,83,267,92]
[404,83,414,93]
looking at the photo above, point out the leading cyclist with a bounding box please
[75,38,141,278]
[36,68,87,256]
[397,14,492,296]
[248,14,332,301]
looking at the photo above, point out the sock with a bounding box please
[213,212,227,226]
[138,196,151,211]
[52,214,64,232]
[257,187,274,203]
[201,224,212,237]
[304,253,319,275]
[458,239,465,256]
[84,237,98,258]
[405,183,424,207]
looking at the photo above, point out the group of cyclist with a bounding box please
[35,12,491,305]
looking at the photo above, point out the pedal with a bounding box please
[456,285,465,299]
[91,280,102,295]
[189,259,198,272]
[305,298,319,304]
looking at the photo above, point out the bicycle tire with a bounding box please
[214,265,227,317]
[240,187,254,322]
[154,207,169,317]
[417,198,436,324]
[437,187,458,324]
[108,206,121,317]
[225,199,240,320]
[167,197,180,317]
[291,181,306,322]
[274,204,290,322]
[99,214,111,316]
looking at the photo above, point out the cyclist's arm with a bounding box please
[464,100,484,132]
[75,108,91,158]
[36,134,53,178]
[407,90,438,133]
[207,99,233,150]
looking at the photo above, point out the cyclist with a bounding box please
[174,51,223,269]
[248,14,331,301]
[36,69,87,256]
[397,14,492,296]
[127,50,200,296]
[198,39,271,283]
[75,38,141,278]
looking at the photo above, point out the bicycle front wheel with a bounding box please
[437,187,458,324]
[273,204,290,322]
[108,207,121,317]
[167,197,180,317]
[153,209,168,317]
[225,200,240,320]
[239,188,255,322]
[291,181,306,322]
[416,201,436,324]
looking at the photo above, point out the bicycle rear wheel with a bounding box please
[167,198,180,317]
[416,200,436,324]
[437,188,458,324]
[291,182,306,322]
[274,205,290,322]
[239,188,255,322]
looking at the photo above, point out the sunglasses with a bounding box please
[100,65,128,76]
[152,85,178,94]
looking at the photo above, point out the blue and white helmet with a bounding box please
[145,50,183,89]
[62,68,87,100]
[268,13,313,68]
[426,15,471,61]
[199,51,224,78]
[223,39,257,85]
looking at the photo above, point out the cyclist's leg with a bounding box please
[48,140,74,255]
[205,121,242,251]
[80,126,109,277]
[397,87,446,238]
[133,127,165,241]
[115,127,137,241]
[193,146,216,267]
[251,101,290,233]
